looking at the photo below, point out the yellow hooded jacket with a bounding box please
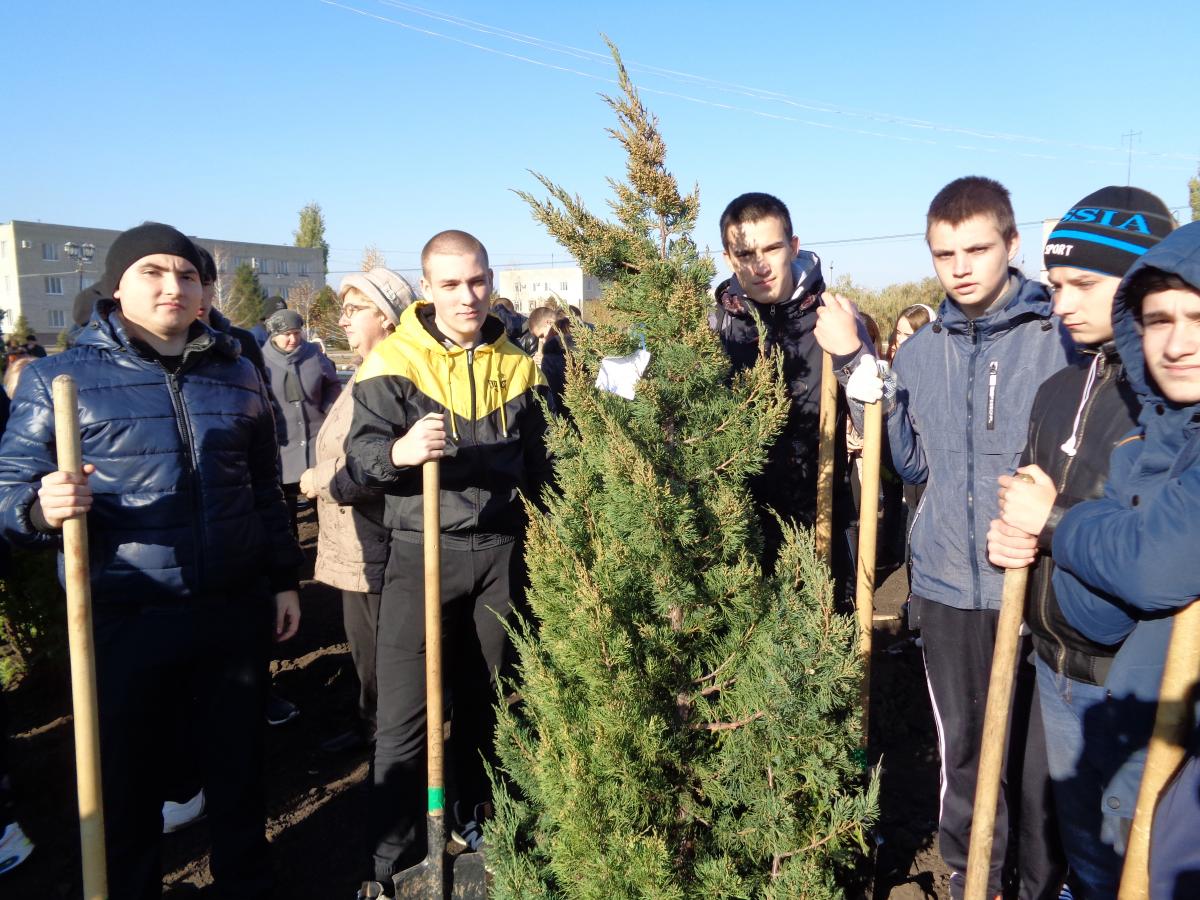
[344,301,552,540]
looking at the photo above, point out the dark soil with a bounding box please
[2,513,952,898]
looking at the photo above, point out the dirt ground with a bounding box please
[2,513,952,898]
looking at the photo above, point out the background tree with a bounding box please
[223,263,266,328]
[361,244,387,271]
[1189,165,1200,222]
[294,201,330,272]
[489,42,876,900]
[830,274,943,348]
[289,282,347,350]
[7,313,33,345]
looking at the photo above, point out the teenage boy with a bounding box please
[816,177,1073,899]
[986,187,1174,896]
[714,192,868,568]
[0,223,302,899]
[344,230,552,893]
[996,222,1200,897]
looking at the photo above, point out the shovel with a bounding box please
[1117,597,1200,900]
[815,351,837,568]
[388,459,487,899]
[854,396,883,747]
[964,477,1034,900]
[52,374,108,900]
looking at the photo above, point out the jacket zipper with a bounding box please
[1041,353,1110,676]
[965,320,982,608]
[166,369,205,590]
[466,348,481,524]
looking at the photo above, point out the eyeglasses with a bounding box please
[340,303,374,317]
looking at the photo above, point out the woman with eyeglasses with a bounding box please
[298,268,416,754]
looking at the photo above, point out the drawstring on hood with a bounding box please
[1060,354,1102,458]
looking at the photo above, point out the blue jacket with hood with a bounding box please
[1053,221,1200,823]
[882,271,1074,611]
[0,301,303,605]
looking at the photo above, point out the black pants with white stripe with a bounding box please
[912,596,1065,900]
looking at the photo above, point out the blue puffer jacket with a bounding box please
[886,271,1074,610]
[0,302,302,606]
[1053,221,1200,821]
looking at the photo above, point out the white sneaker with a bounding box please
[0,821,34,874]
[162,789,206,834]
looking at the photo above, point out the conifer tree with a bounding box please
[223,262,266,328]
[489,43,877,900]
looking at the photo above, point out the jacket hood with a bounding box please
[1112,221,1200,404]
[728,250,824,309]
[78,298,239,361]
[394,301,509,356]
[935,269,1053,336]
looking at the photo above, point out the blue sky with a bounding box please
[3,0,1198,289]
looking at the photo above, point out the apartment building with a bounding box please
[0,219,325,342]
[494,265,605,315]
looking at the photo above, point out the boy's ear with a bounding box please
[1006,231,1021,263]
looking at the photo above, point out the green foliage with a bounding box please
[1189,167,1200,223]
[7,314,33,345]
[312,285,347,350]
[294,201,330,271]
[490,41,877,899]
[222,263,266,328]
[56,329,71,350]
[830,274,943,352]
[0,547,66,685]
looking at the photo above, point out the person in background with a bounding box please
[887,303,935,363]
[527,305,571,413]
[22,336,45,359]
[299,267,416,755]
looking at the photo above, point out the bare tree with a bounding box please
[361,244,387,271]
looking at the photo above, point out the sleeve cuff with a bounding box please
[1038,496,1082,551]
[29,499,57,534]
[268,568,300,594]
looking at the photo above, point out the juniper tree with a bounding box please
[489,43,877,900]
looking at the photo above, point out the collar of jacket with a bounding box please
[78,298,239,362]
[263,335,319,365]
[408,301,508,356]
[934,269,1052,337]
[728,250,825,318]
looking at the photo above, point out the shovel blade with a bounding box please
[392,814,447,898]
[449,850,489,899]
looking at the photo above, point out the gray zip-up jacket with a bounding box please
[879,272,1074,611]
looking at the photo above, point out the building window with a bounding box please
[298,261,310,276]
[560,281,569,291]
[0,240,6,257]
[45,276,64,295]
[42,242,59,261]
[277,260,288,275]
[49,309,66,328]
[260,258,275,275]
[278,286,289,301]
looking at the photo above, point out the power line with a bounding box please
[328,0,1199,170]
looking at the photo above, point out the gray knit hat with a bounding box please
[338,267,416,326]
[266,309,304,336]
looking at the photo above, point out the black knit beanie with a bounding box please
[103,222,205,294]
[266,309,304,336]
[1044,187,1174,277]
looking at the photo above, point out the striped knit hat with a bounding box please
[1044,186,1174,277]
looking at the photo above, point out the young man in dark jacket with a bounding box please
[1005,222,1200,898]
[0,223,303,900]
[713,192,865,573]
[987,187,1174,896]
[345,230,552,893]
[818,177,1074,899]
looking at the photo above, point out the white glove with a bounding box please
[846,354,885,404]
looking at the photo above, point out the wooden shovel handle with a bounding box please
[964,560,1030,900]
[423,459,445,817]
[52,374,108,900]
[855,398,883,748]
[815,352,837,567]
[1118,598,1200,900]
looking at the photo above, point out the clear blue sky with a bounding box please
[3,1,1198,289]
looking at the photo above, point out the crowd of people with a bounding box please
[0,175,1197,899]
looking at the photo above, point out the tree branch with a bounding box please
[688,710,764,732]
